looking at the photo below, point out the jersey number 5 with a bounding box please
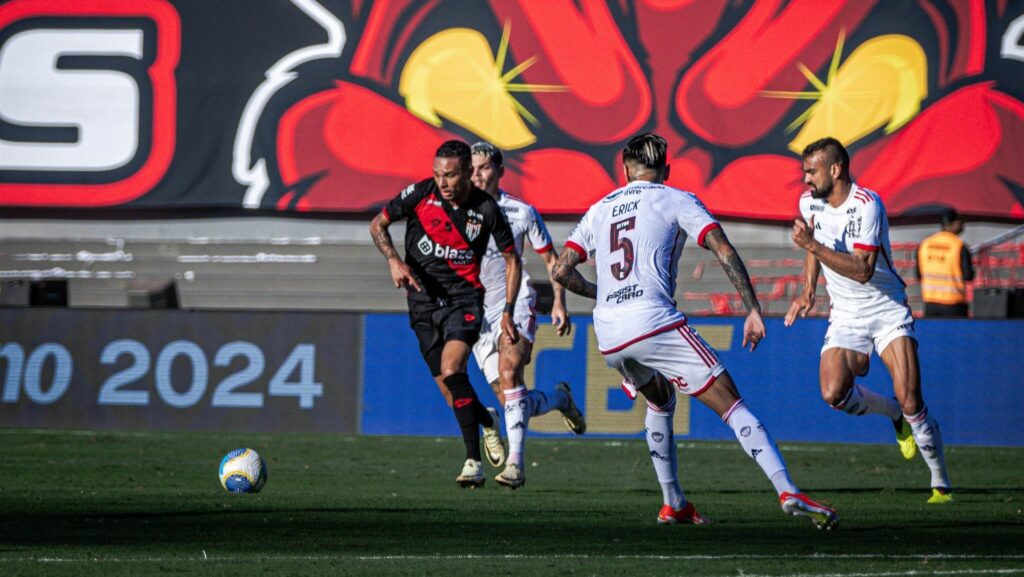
[609,217,636,280]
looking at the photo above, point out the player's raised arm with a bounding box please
[785,234,821,326]
[791,215,876,283]
[703,227,764,351]
[369,211,421,292]
[552,245,597,300]
[540,249,572,336]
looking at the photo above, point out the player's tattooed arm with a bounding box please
[369,213,401,261]
[552,247,597,300]
[705,228,760,313]
[370,212,421,291]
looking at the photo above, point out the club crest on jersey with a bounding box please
[465,211,483,241]
[846,216,862,238]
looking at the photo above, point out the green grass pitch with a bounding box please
[1,429,1022,576]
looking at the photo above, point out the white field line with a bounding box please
[5,553,1024,564]
[742,571,1024,577]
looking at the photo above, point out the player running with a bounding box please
[369,140,519,488]
[785,137,952,504]
[469,141,586,490]
[553,132,838,528]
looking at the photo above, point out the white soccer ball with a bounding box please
[218,448,267,494]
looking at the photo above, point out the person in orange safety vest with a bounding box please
[915,209,974,317]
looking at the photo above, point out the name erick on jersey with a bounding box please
[798,183,907,314]
[566,181,721,353]
[478,191,554,315]
[382,178,516,302]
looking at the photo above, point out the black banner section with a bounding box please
[0,309,362,433]
[0,1,1023,220]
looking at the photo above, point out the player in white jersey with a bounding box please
[785,137,952,504]
[554,133,837,528]
[467,141,585,489]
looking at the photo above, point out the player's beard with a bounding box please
[810,179,833,200]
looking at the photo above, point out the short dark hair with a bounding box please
[802,137,849,173]
[622,132,667,171]
[940,207,963,225]
[471,141,503,168]
[436,140,471,169]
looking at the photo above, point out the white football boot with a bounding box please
[456,459,485,489]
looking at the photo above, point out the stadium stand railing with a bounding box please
[0,227,1021,316]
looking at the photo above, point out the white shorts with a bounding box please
[472,290,537,386]
[824,299,916,356]
[602,323,725,397]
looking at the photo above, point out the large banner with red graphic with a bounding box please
[1,0,1023,220]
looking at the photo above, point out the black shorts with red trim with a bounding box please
[408,296,484,376]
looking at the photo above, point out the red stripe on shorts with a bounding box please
[678,326,716,367]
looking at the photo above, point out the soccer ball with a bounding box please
[218,448,267,494]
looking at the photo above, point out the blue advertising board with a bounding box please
[363,315,1024,447]
[0,309,363,433]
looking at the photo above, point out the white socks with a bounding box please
[502,385,570,468]
[645,395,685,509]
[839,386,951,489]
[644,395,799,507]
[723,399,798,496]
[905,405,951,489]
[834,384,902,421]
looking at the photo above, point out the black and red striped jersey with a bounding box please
[382,178,516,302]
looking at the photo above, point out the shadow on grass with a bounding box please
[2,502,1021,558]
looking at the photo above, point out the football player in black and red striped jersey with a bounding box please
[370,140,522,488]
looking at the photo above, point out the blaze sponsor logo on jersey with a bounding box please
[417,236,433,255]
[400,184,416,199]
[809,203,825,212]
[0,0,180,206]
[416,236,475,264]
[606,283,644,303]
